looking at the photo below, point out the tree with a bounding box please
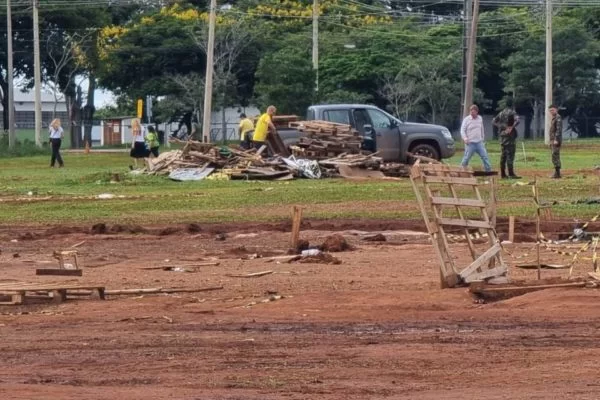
[254,45,315,115]
[378,74,423,120]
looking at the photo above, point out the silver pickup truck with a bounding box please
[279,104,456,162]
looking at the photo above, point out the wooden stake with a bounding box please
[290,206,303,249]
[508,216,515,243]
[534,178,542,280]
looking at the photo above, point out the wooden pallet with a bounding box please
[409,161,507,288]
[0,283,105,305]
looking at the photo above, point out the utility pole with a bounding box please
[312,0,319,94]
[463,0,480,118]
[544,0,552,144]
[201,0,217,143]
[7,0,15,148]
[460,0,473,118]
[33,0,42,147]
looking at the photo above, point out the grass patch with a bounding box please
[0,139,598,225]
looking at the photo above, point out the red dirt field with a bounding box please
[1,219,600,400]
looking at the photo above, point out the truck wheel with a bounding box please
[409,144,440,162]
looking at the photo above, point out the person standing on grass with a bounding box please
[252,105,277,151]
[49,118,64,168]
[238,113,254,149]
[493,98,521,179]
[129,118,148,169]
[549,104,562,179]
[460,105,492,173]
[145,125,160,158]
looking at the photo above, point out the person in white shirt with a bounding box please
[48,118,64,168]
[460,104,491,172]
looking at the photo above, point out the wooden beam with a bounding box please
[508,216,515,243]
[438,218,493,229]
[36,269,83,276]
[430,197,486,208]
[290,206,303,249]
[464,265,507,283]
[459,242,502,279]
[472,281,585,294]
[424,176,478,185]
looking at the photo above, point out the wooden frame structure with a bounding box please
[410,161,507,288]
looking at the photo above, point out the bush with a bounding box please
[0,134,49,157]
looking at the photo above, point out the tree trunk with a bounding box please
[71,85,83,148]
[0,77,9,132]
[83,75,96,147]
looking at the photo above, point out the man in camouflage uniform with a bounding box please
[493,99,521,179]
[549,104,562,179]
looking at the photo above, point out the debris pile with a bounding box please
[289,120,365,160]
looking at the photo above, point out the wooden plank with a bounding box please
[459,242,502,279]
[420,163,470,172]
[438,218,493,229]
[508,216,515,243]
[36,269,83,276]
[225,270,274,278]
[463,265,507,283]
[516,263,570,270]
[424,176,478,185]
[430,197,486,208]
[472,281,585,294]
[290,206,303,250]
[105,286,224,295]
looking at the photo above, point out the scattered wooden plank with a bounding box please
[140,262,220,270]
[509,215,515,243]
[225,270,274,278]
[516,263,570,270]
[105,286,224,295]
[424,176,478,185]
[471,281,585,294]
[464,265,507,283]
[36,268,83,276]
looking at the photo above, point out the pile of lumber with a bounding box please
[319,153,382,169]
[289,120,364,160]
[145,140,294,180]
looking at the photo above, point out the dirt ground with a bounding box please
[1,219,600,400]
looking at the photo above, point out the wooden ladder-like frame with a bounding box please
[410,161,507,288]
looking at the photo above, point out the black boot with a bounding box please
[551,167,561,179]
[501,167,508,179]
[508,166,521,179]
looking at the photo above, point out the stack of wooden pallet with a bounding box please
[289,120,364,159]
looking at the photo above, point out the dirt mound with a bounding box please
[320,234,353,252]
[362,233,387,242]
[110,224,148,234]
[157,227,181,236]
[17,232,38,241]
[186,223,202,233]
[91,223,107,234]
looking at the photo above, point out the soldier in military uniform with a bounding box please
[549,104,562,179]
[493,99,521,179]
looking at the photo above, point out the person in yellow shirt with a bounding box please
[238,113,254,149]
[252,105,277,150]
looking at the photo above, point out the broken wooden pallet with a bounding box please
[0,283,105,305]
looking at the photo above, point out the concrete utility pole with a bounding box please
[463,0,480,118]
[33,0,42,147]
[544,0,552,144]
[7,0,15,148]
[460,0,473,118]
[312,0,319,93]
[201,0,217,143]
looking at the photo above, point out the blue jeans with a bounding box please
[461,141,491,172]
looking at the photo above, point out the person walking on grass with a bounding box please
[49,118,64,168]
[549,104,562,179]
[493,98,521,179]
[460,105,492,173]
[129,118,148,169]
